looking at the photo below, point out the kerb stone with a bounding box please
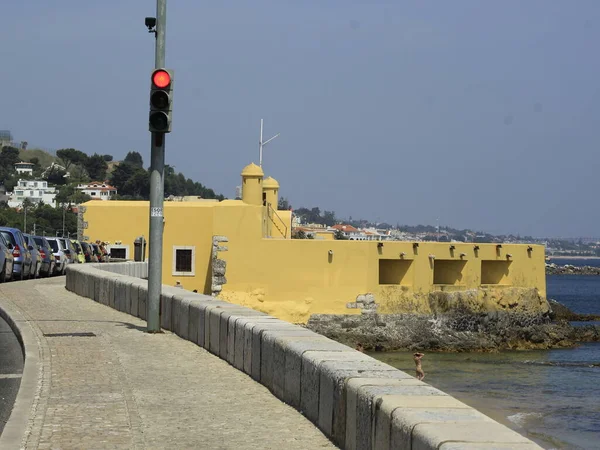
[383,406,494,450]
[160,293,174,331]
[260,330,319,394]
[204,302,240,354]
[346,379,445,450]
[138,286,147,320]
[250,322,303,382]
[411,422,536,450]
[317,360,413,446]
[220,308,267,363]
[300,350,373,423]
[232,317,279,372]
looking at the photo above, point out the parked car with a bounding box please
[58,238,78,264]
[32,236,56,277]
[0,227,33,280]
[80,242,98,263]
[45,237,70,275]
[91,243,104,262]
[23,234,42,278]
[0,233,14,282]
[70,239,86,264]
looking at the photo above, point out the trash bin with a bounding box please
[134,236,146,262]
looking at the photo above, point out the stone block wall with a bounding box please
[64,263,542,450]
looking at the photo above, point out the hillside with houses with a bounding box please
[0,131,224,236]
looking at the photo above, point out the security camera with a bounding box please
[145,17,156,30]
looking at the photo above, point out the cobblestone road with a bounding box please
[0,278,336,449]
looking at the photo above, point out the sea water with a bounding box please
[371,259,600,449]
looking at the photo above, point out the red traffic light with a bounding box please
[152,69,171,89]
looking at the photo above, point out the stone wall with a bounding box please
[64,262,542,449]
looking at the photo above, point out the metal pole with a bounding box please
[23,205,26,233]
[259,118,263,167]
[147,0,167,333]
[62,205,66,237]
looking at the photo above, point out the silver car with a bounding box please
[46,237,71,275]
[0,233,14,282]
[58,238,79,264]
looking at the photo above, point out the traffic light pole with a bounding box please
[147,0,167,333]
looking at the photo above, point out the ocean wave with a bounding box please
[463,358,600,368]
[522,360,600,368]
[507,412,544,427]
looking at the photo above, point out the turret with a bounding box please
[241,163,264,206]
[262,176,280,210]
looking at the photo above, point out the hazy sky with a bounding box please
[1,1,599,237]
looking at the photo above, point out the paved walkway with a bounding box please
[0,278,335,449]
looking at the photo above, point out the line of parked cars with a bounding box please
[0,226,111,282]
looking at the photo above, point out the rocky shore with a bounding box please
[307,301,600,352]
[546,263,600,275]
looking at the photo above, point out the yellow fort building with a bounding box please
[81,163,547,324]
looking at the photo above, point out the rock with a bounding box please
[548,299,600,322]
[546,264,600,276]
[306,310,600,352]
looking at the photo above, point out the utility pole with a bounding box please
[23,204,27,233]
[62,204,66,238]
[146,0,167,333]
[258,119,280,168]
[33,223,36,236]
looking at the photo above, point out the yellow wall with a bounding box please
[82,177,547,324]
[219,240,547,322]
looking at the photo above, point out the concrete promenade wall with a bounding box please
[65,262,542,450]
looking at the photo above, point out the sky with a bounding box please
[1,1,600,238]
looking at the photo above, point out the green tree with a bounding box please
[84,153,108,180]
[334,229,348,240]
[123,169,150,198]
[55,185,92,206]
[278,197,291,210]
[124,151,144,168]
[45,166,68,185]
[102,154,113,162]
[56,148,88,172]
[322,210,336,226]
[0,146,21,168]
[28,157,43,177]
[110,162,136,192]
[292,230,307,239]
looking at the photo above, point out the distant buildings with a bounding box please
[14,161,34,175]
[76,181,117,200]
[8,179,57,207]
[291,222,394,241]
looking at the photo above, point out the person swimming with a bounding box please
[413,352,425,380]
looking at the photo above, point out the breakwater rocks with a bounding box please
[546,263,600,275]
[307,305,600,352]
[548,299,600,322]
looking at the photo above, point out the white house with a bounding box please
[14,161,34,175]
[76,181,117,200]
[8,179,57,207]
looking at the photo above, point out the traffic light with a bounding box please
[149,68,174,133]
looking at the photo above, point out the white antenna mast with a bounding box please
[259,119,280,167]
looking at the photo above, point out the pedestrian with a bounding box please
[413,352,425,381]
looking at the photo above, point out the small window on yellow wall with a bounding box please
[172,246,195,276]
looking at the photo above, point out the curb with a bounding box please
[0,299,41,450]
